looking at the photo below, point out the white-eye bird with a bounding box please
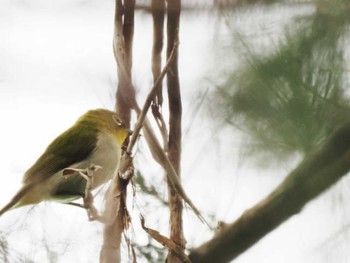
[0,109,129,217]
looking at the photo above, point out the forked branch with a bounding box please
[126,42,178,155]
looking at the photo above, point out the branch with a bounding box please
[151,0,168,150]
[126,42,178,155]
[110,2,208,227]
[114,0,135,125]
[166,1,185,262]
[100,0,134,262]
[123,43,208,226]
[140,216,191,263]
[123,0,135,75]
[189,122,350,263]
[151,0,165,107]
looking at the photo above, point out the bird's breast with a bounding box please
[76,132,121,189]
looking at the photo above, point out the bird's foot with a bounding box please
[66,199,104,223]
[83,191,104,222]
[63,165,104,222]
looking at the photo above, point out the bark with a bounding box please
[189,122,350,263]
[123,0,135,76]
[100,0,135,262]
[102,0,201,260]
[115,0,135,126]
[166,1,185,262]
[151,0,165,107]
[100,181,128,263]
[151,0,168,148]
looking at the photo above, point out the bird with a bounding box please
[0,109,130,219]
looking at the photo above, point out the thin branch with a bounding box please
[123,0,135,75]
[166,1,185,262]
[110,5,208,226]
[151,0,168,150]
[151,104,169,151]
[126,42,178,155]
[113,36,207,225]
[140,216,191,263]
[114,0,135,125]
[151,0,165,107]
[125,42,208,225]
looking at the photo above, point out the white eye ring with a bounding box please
[112,115,123,126]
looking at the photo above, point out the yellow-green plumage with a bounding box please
[0,109,128,216]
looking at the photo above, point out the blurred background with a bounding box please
[1,0,350,262]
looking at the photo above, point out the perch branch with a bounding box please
[100,0,134,262]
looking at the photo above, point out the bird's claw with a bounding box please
[63,164,104,222]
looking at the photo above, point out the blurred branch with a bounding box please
[114,0,135,126]
[151,0,169,150]
[213,0,278,9]
[189,122,350,262]
[165,0,185,262]
[135,0,281,13]
[151,0,165,107]
[123,0,135,76]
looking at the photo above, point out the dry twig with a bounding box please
[140,215,191,263]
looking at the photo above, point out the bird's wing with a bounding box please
[23,122,98,184]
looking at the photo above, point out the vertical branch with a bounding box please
[101,0,135,262]
[151,0,168,149]
[151,0,165,106]
[115,0,135,126]
[166,1,184,262]
[123,0,135,76]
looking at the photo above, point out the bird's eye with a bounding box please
[112,115,123,127]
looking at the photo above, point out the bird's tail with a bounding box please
[0,184,32,216]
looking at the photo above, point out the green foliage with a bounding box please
[214,2,350,160]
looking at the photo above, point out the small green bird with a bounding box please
[0,109,129,217]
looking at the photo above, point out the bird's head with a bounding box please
[79,109,131,147]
